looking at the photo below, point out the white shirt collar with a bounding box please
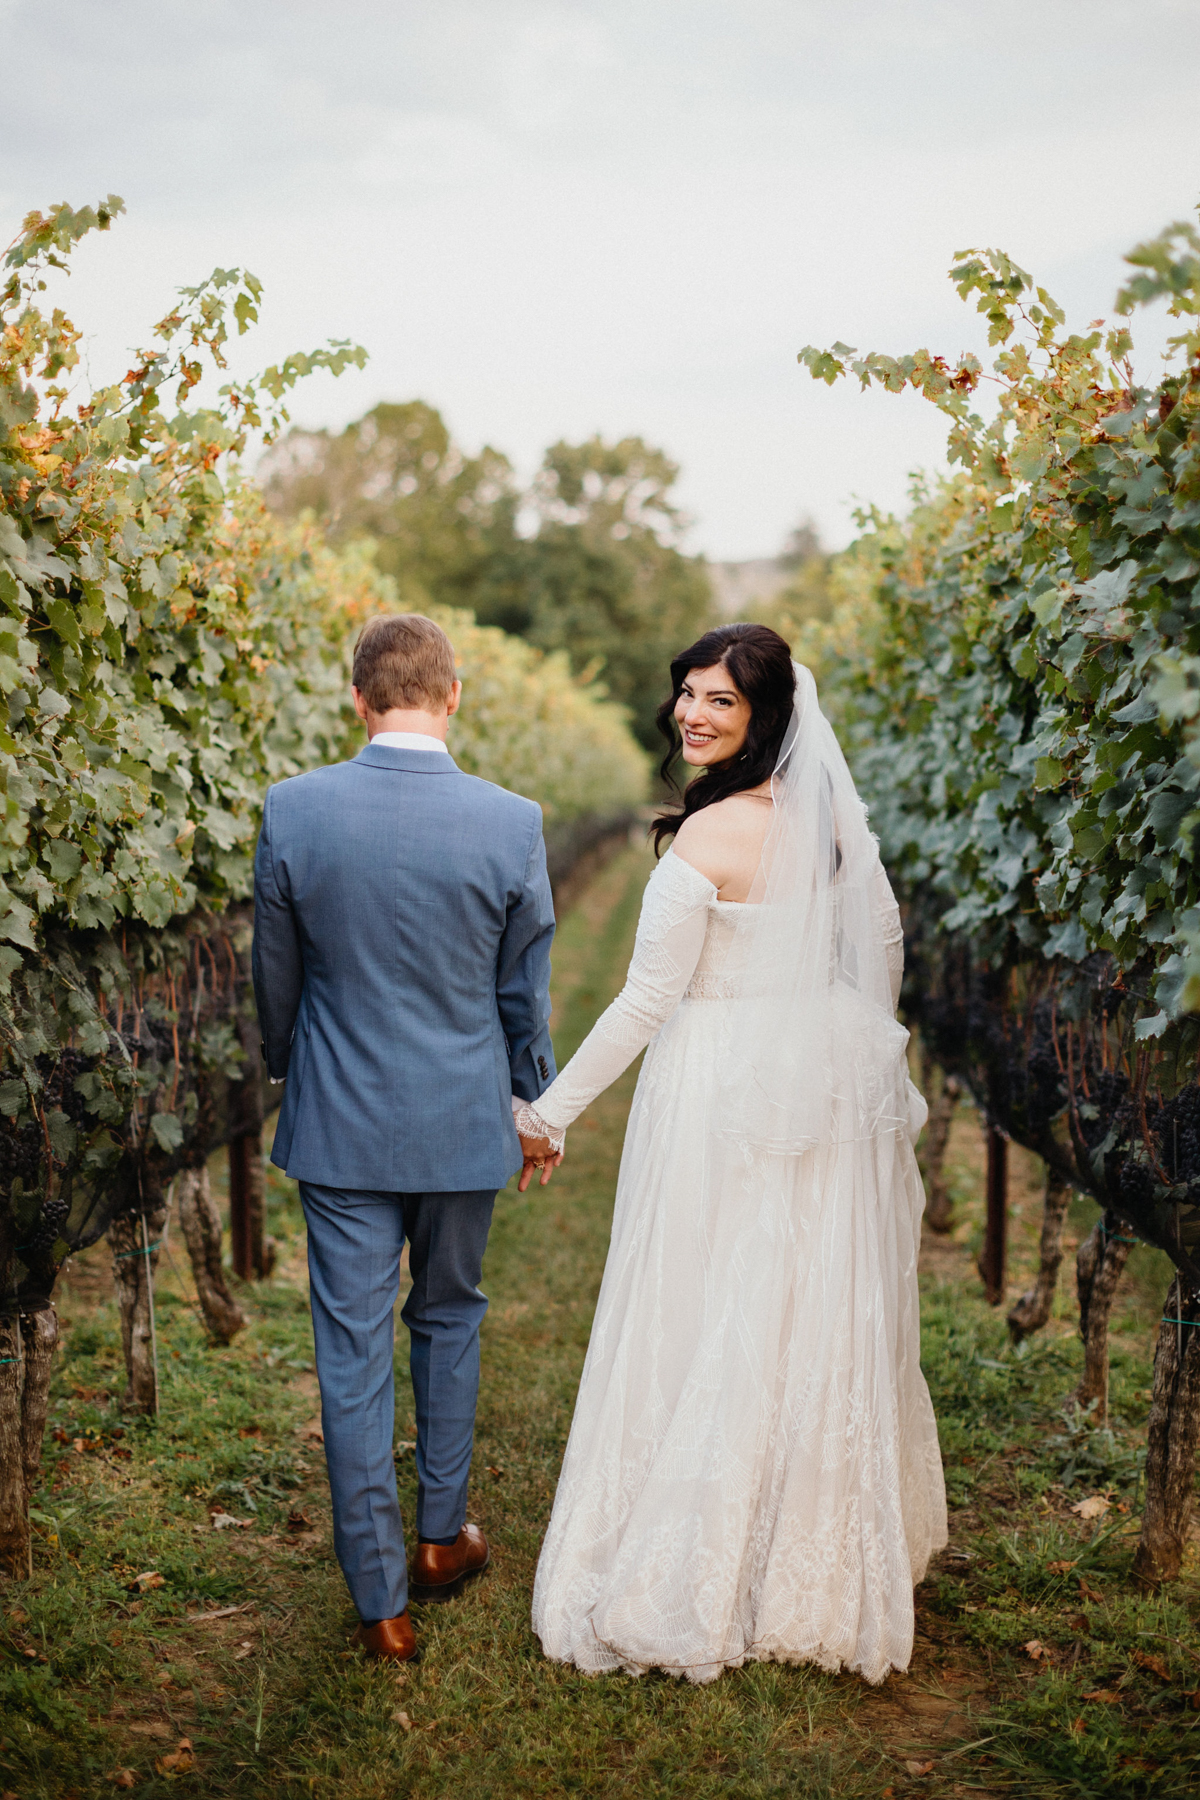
[369,731,450,755]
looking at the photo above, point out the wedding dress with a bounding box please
[522,667,947,1685]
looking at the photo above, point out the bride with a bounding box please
[516,623,947,1685]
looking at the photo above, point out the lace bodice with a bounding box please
[682,893,758,999]
[518,849,906,1150]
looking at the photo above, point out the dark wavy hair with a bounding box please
[650,622,796,854]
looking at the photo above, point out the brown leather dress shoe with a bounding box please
[352,1610,418,1661]
[409,1523,490,1604]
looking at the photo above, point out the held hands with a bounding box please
[512,1095,565,1191]
[517,1132,563,1192]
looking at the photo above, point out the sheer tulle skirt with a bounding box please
[531,997,947,1685]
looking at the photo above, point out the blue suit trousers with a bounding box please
[299,1183,496,1623]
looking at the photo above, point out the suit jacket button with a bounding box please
[538,1055,549,1080]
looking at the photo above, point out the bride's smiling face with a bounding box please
[675,662,752,766]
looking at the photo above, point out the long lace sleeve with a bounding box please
[873,859,904,1011]
[524,851,715,1144]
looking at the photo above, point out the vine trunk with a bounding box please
[1133,1277,1200,1588]
[0,1307,58,1577]
[1075,1216,1134,1423]
[1007,1167,1072,1344]
[108,1205,169,1415]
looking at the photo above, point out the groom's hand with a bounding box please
[517,1132,563,1192]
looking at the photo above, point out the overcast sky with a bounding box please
[3,0,1199,558]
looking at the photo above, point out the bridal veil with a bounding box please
[715,660,919,1160]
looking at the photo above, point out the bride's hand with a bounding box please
[517,1133,563,1192]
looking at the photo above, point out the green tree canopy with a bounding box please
[519,435,713,748]
[259,400,521,615]
[264,415,714,749]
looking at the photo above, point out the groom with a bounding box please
[252,612,560,1662]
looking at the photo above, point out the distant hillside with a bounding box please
[706,557,791,618]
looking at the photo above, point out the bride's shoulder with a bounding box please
[672,790,771,891]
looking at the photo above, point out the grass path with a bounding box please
[3,847,1199,1798]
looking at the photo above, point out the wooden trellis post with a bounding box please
[228,1016,267,1280]
[980,1124,1008,1306]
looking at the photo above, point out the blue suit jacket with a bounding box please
[252,743,556,1193]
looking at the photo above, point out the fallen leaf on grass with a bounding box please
[1046,1559,1077,1574]
[128,1571,165,1591]
[486,1465,505,1480]
[155,1738,194,1775]
[286,1509,312,1534]
[1070,1494,1111,1521]
[233,1639,255,1660]
[127,1721,172,1739]
[186,1603,254,1624]
[1133,1650,1171,1682]
[1077,1577,1105,1605]
[1082,1689,1121,1704]
[1185,1688,1200,1709]
[1069,1716,1086,1734]
[210,1512,252,1531]
[905,1761,934,1776]
[297,1416,324,1444]
[392,1709,412,1731]
[237,1425,262,1438]
[108,1773,136,1790]
[1024,1640,1047,1660]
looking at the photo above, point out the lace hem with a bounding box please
[513,1101,565,1155]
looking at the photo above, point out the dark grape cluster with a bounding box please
[1118,1157,1157,1213]
[1076,1069,1132,1153]
[1016,1017,1069,1135]
[23,1194,69,1259]
[1156,1082,1200,1186]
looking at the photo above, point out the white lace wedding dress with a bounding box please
[526,847,947,1685]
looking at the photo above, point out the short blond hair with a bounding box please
[352,614,456,714]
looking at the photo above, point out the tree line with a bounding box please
[259,404,715,752]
